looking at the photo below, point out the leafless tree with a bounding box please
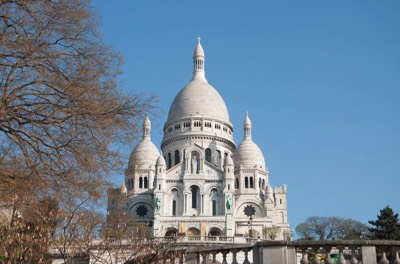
[263,225,280,240]
[295,216,370,241]
[49,211,184,264]
[0,0,157,262]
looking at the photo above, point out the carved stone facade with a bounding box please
[106,39,290,240]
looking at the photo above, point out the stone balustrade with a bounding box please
[51,239,400,264]
[184,240,400,264]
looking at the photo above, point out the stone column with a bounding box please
[361,246,377,264]
[221,251,228,264]
[243,248,251,264]
[231,249,239,264]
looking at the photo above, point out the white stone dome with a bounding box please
[128,139,159,169]
[234,139,266,169]
[167,79,230,123]
[156,153,166,166]
[127,115,159,169]
[234,113,266,169]
[225,153,234,166]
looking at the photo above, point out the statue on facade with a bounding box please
[155,196,161,212]
[191,155,199,174]
[226,195,231,211]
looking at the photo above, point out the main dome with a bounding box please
[167,80,230,123]
[166,39,231,125]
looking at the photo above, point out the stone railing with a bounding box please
[253,240,400,264]
[163,235,241,243]
[183,240,400,264]
[50,239,400,264]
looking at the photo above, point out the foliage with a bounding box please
[368,205,400,240]
[295,216,370,240]
[0,0,157,262]
[262,225,280,240]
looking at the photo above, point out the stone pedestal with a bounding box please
[225,213,234,236]
[152,213,160,237]
[361,246,377,264]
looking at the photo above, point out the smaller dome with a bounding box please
[266,183,273,194]
[127,116,159,170]
[120,182,127,194]
[225,154,234,166]
[234,139,266,169]
[234,113,266,169]
[156,153,166,166]
[128,139,159,169]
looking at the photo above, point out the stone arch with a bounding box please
[165,227,178,237]
[205,148,212,162]
[167,152,172,169]
[208,227,222,236]
[174,149,180,165]
[129,201,154,219]
[187,227,200,237]
[190,185,200,209]
[184,183,203,193]
[215,150,222,167]
[236,202,264,218]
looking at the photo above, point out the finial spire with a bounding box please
[192,37,207,81]
[143,114,151,140]
[244,112,252,140]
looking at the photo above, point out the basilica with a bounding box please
[106,39,290,240]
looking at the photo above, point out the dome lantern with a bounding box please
[244,112,252,140]
[143,112,151,140]
[192,37,206,81]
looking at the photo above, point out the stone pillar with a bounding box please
[231,249,239,264]
[152,212,161,237]
[361,246,377,264]
[201,253,207,264]
[221,251,228,264]
[225,213,234,237]
[256,245,295,264]
[243,248,251,264]
[211,251,217,264]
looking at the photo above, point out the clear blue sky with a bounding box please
[93,1,400,236]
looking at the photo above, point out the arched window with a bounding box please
[235,178,239,189]
[191,186,199,209]
[205,148,212,162]
[144,177,148,189]
[212,200,217,216]
[245,177,249,188]
[172,200,176,216]
[216,150,221,167]
[139,177,143,188]
[174,150,180,165]
[167,153,172,169]
[250,177,254,189]
[259,178,262,188]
